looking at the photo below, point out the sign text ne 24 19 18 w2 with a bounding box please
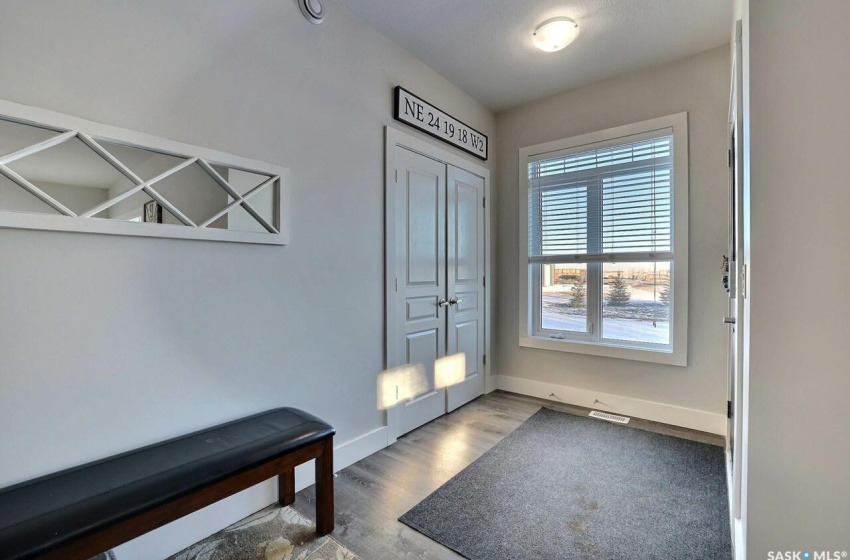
[393,86,488,161]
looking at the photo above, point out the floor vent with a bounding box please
[589,410,630,424]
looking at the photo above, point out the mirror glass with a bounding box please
[146,161,230,227]
[0,119,69,215]
[90,188,183,224]
[205,167,276,233]
[98,141,187,182]
[0,172,63,215]
[7,136,136,217]
[91,141,191,224]
[0,118,57,154]
[0,119,279,234]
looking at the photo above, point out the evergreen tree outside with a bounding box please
[569,281,586,308]
[606,272,631,306]
[659,282,671,305]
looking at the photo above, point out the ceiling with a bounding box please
[341,0,731,112]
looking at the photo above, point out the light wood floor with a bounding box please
[293,390,723,559]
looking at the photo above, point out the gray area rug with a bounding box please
[167,505,360,560]
[400,408,731,560]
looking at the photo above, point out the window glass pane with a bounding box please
[533,136,670,177]
[535,183,588,256]
[602,167,672,253]
[602,262,670,345]
[540,263,588,333]
[528,134,673,259]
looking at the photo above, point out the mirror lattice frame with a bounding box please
[0,98,289,245]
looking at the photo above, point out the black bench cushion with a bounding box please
[0,407,334,560]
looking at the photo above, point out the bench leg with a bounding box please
[315,437,334,535]
[279,467,295,506]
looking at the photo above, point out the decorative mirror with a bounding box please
[0,99,288,244]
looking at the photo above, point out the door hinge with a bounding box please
[483,275,486,287]
[482,197,486,209]
[483,353,486,365]
[727,149,733,168]
[395,278,398,292]
[727,400,733,419]
[395,169,398,183]
[741,264,748,299]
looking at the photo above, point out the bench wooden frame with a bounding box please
[38,436,334,560]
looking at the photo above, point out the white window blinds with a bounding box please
[528,131,674,262]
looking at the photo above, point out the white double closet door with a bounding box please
[390,145,486,437]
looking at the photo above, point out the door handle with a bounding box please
[438,298,450,308]
[724,317,736,324]
[449,297,463,306]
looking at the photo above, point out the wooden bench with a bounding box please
[0,408,335,560]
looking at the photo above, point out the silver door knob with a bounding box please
[449,297,463,306]
[724,317,736,324]
[438,298,449,308]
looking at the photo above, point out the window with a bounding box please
[519,114,688,366]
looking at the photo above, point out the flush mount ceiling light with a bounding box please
[533,16,579,52]
[299,0,325,24]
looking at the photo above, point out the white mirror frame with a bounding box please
[0,98,289,245]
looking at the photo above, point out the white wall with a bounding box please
[494,46,730,430]
[0,0,494,557]
[744,0,850,555]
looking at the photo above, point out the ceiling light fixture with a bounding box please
[533,16,579,52]
[299,0,325,25]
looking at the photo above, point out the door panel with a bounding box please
[727,22,745,521]
[446,165,485,411]
[406,296,439,321]
[407,173,441,285]
[727,128,737,457]
[394,147,447,437]
[732,68,746,520]
[454,291,478,312]
[406,329,439,368]
[454,181,479,283]
[455,320,479,375]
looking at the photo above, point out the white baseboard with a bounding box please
[112,426,388,560]
[495,374,727,435]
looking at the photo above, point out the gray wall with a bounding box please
[493,47,730,416]
[745,0,850,554]
[0,0,494,556]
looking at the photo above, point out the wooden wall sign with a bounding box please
[393,86,488,161]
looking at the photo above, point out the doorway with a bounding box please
[384,126,491,441]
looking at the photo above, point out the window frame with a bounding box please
[519,113,689,366]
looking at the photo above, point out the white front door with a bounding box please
[446,165,486,411]
[726,20,745,521]
[392,146,447,436]
[389,143,488,438]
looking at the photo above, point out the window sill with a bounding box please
[518,335,687,367]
